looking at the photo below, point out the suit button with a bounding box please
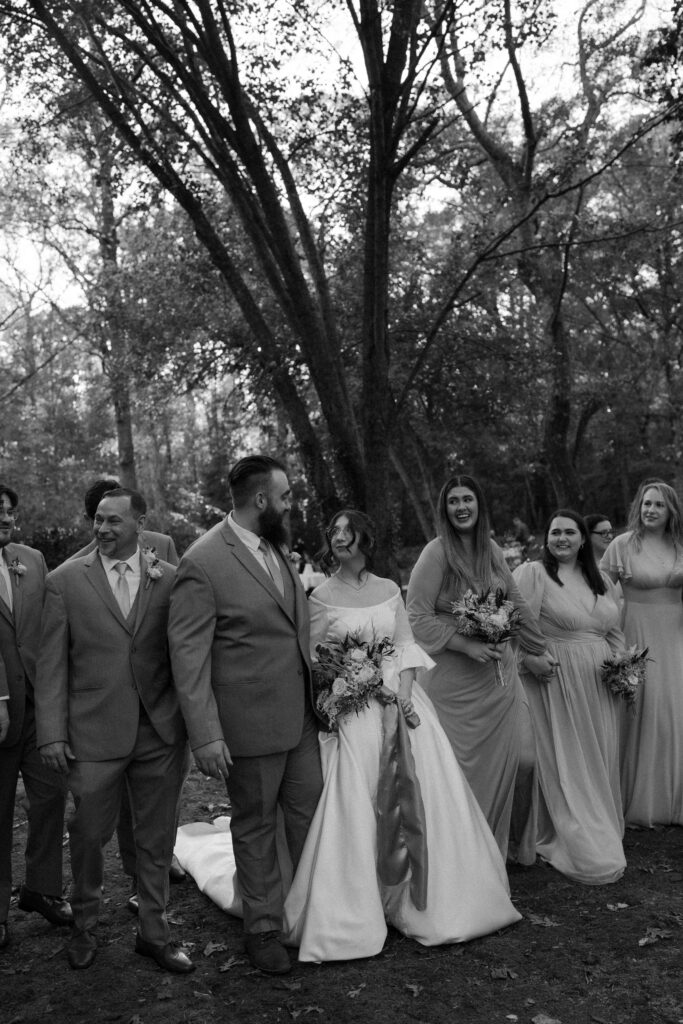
[297,669,303,676]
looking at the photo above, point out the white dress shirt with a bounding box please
[228,511,276,576]
[0,556,13,613]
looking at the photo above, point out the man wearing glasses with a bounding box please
[0,485,72,950]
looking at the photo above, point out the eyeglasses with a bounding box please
[591,529,613,538]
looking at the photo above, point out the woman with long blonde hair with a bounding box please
[601,480,683,825]
[407,475,555,862]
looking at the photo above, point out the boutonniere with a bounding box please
[142,547,164,589]
[8,557,27,578]
[285,549,302,569]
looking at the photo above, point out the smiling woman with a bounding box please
[600,480,683,826]
[407,475,555,864]
[513,509,626,884]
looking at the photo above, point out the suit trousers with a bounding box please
[67,716,186,945]
[226,708,323,934]
[0,701,67,920]
[116,743,192,878]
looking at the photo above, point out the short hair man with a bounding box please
[0,484,72,950]
[68,478,185,906]
[69,478,179,565]
[169,455,323,974]
[36,488,192,972]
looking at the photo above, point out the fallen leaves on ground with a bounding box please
[347,983,366,998]
[638,927,673,946]
[526,912,561,928]
[490,966,519,980]
[202,939,228,956]
[218,955,245,972]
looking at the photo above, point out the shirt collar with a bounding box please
[100,548,141,575]
[228,511,262,553]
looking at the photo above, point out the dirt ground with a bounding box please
[3,766,683,1024]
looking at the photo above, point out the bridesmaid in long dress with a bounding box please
[283,510,522,962]
[514,510,626,884]
[601,480,683,826]
[406,475,555,863]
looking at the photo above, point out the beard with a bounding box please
[258,504,291,549]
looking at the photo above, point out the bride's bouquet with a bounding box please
[450,587,520,687]
[601,645,649,714]
[313,631,420,730]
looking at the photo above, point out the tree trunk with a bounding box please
[96,127,137,489]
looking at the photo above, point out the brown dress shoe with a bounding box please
[18,886,73,927]
[244,931,291,974]
[67,931,97,970]
[0,922,9,949]
[134,935,195,974]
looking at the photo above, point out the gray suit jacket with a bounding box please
[0,543,45,748]
[168,518,314,757]
[35,551,185,760]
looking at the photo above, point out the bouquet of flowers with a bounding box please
[601,645,649,714]
[313,631,420,730]
[450,587,520,687]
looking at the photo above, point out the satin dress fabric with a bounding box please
[514,561,626,884]
[601,533,683,826]
[407,540,546,864]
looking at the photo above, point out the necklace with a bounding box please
[334,570,368,591]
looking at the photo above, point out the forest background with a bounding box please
[0,0,680,571]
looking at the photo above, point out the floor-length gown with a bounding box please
[601,533,683,826]
[407,540,546,864]
[513,561,626,884]
[282,578,521,961]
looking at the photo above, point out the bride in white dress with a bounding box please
[175,510,521,963]
[281,510,520,961]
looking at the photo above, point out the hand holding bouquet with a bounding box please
[601,645,649,714]
[450,587,520,686]
[313,631,420,730]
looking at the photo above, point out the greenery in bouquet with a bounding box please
[450,587,520,686]
[313,631,419,730]
[601,645,649,714]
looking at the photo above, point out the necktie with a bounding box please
[259,540,284,596]
[114,562,131,616]
[0,570,11,612]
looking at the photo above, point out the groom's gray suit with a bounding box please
[168,516,322,933]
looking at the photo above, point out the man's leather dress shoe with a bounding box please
[18,886,73,926]
[134,935,195,973]
[67,931,97,970]
[244,931,291,974]
[0,922,9,949]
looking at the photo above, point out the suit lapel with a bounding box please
[222,521,295,624]
[132,568,155,635]
[84,552,134,633]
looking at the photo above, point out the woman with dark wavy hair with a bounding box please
[601,480,683,826]
[407,475,555,863]
[283,509,520,961]
[514,510,626,884]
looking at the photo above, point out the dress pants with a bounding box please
[67,716,186,945]
[0,701,67,921]
[116,743,192,877]
[227,709,323,934]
